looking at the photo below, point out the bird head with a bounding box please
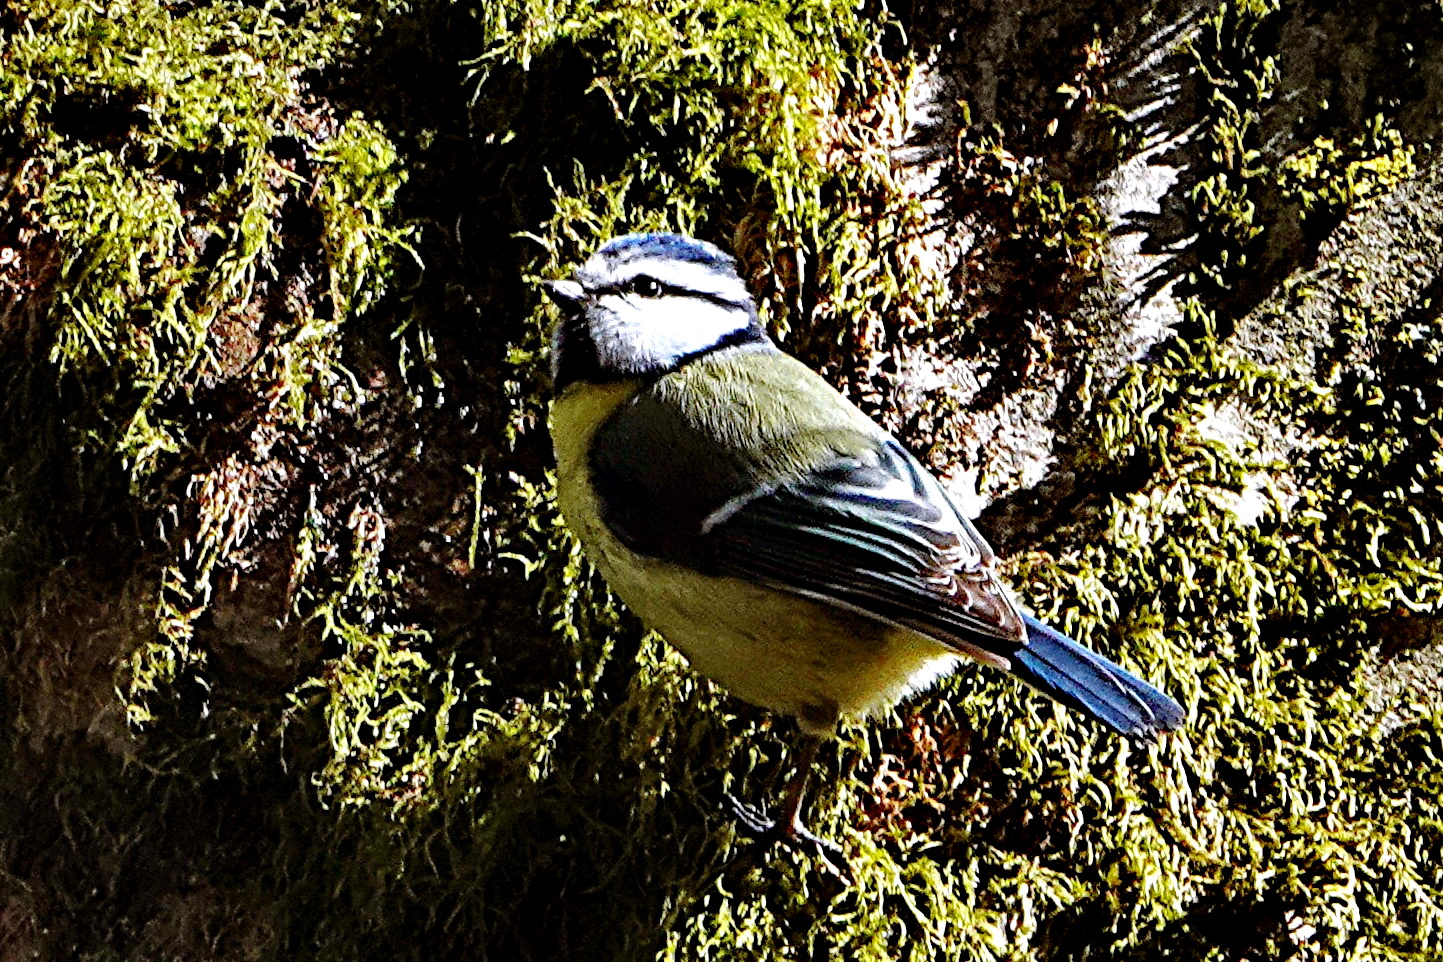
[544,233,769,391]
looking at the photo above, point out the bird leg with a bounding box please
[726,733,846,866]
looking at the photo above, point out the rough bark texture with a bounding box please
[2,0,1442,959]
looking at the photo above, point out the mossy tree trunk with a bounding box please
[2,0,1442,958]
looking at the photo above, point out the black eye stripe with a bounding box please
[594,275,672,298]
[590,274,752,311]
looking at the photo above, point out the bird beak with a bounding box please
[543,279,586,311]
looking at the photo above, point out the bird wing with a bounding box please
[698,444,1185,735]
[697,437,1028,655]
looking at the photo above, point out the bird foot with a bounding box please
[724,793,849,879]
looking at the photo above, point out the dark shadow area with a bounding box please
[309,0,644,691]
[0,726,299,959]
[1035,891,1299,962]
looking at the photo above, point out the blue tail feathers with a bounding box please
[1009,615,1185,738]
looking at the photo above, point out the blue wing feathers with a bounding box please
[1010,615,1185,738]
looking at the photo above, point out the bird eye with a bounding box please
[628,276,665,298]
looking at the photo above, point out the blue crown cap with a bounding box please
[596,232,734,270]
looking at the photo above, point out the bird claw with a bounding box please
[724,793,850,878]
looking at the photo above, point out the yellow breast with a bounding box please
[550,380,640,550]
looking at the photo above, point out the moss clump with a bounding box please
[1279,116,1419,227]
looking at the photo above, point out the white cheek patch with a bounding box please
[589,294,751,374]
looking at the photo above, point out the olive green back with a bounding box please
[588,346,881,561]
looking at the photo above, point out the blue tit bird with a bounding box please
[544,232,1184,856]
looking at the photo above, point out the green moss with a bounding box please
[1179,0,1280,313]
[1279,117,1419,226]
[2,1,418,731]
[1003,277,1443,955]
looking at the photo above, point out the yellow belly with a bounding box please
[550,382,960,733]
